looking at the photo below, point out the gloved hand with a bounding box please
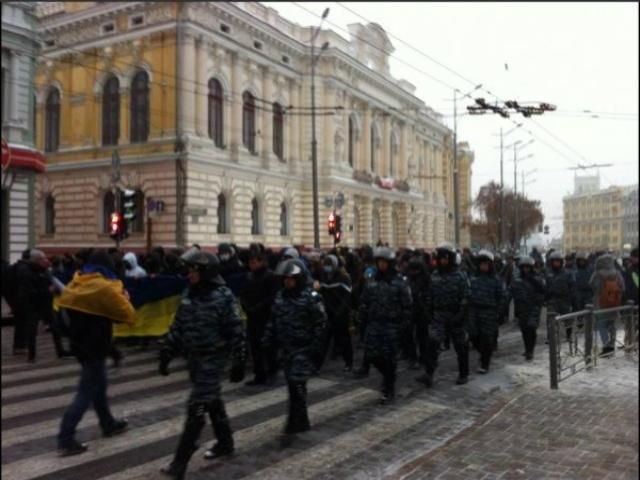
[229,362,245,383]
[158,351,171,376]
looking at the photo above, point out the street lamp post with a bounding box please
[495,123,522,248]
[521,169,537,252]
[513,144,534,252]
[310,7,330,249]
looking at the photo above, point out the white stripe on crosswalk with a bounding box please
[1,379,342,480]
[2,362,165,400]
[241,398,448,480]
[2,362,198,419]
[0,379,336,449]
[98,386,379,480]
[1,349,156,382]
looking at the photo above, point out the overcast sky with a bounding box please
[262,1,639,239]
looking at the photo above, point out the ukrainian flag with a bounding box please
[113,275,188,338]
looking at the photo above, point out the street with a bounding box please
[2,322,637,480]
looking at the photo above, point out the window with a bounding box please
[251,197,261,235]
[348,116,356,167]
[253,41,263,50]
[208,79,224,147]
[130,15,144,28]
[217,193,228,234]
[282,55,290,64]
[220,24,230,34]
[44,39,55,47]
[102,22,115,34]
[103,191,115,234]
[130,71,149,143]
[280,202,288,236]
[102,75,120,146]
[273,102,284,160]
[242,91,256,153]
[370,124,376,172]
[45,88,60,152]
[44,194,55,234]
[390,133,398,177]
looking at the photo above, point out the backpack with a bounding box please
[599,277,623,308]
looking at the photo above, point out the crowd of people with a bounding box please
[1,242,638,479]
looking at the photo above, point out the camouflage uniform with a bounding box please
[510,257,546,359]
[574,260,594,310]
[468,269,505,371]
[358,249,412,401]
[159,250,246,480]
[427,260,470,382]
[264,260,327,434]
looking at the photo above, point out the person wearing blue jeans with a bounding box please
[56,250,136,456]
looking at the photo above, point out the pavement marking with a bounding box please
[0,378,336,450]
[241,398,449,480]
[2,363,210,420]
[1,378,340,480]
[1,349,155,382]
[2,362,165,400]
[98,386,379,480]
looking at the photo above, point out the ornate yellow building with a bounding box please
[34,2,463,251]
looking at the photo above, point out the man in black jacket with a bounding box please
[240,244,280,386]
[56,250,136,456]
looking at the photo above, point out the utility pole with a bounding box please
[453,89,460,247]
[513,143,518,252]
[521,169,536,253]
[310,8,330,249]
[499,128,504,248]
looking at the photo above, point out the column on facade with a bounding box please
[380,200,392,245]
[9,52,21,139]
[289,80,300,173]
[322,82,335,170]
[261,67,273,164]
[359,196,373,245]
[195,37,208,137]
[230,54,243,155]
[179,31,197,135]
[382,114,391,177]
[118,84,130,144]
[361,107,371,172]
[396,203,408,247]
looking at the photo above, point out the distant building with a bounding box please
[1,2,46,263]
[622,186,638,248]
[457,141,473,248]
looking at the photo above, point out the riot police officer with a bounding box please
[545,251,578,341]
[159,249,246,480]
[263,259,327,436]
[467,250,505,374]
[358,247,412,404]
[418,244,469,387]
[510,256,546,360]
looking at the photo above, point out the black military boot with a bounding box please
[204,399,234,460]
[161,403,205,479]
[285,381,310,434]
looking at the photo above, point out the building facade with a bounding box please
[1,2,46,263]
[34,2,462,252]
[563,176,626,253]
[622,185,638,248]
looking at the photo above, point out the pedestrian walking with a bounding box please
[55,250,136,456]
[358,247,412,404]
[263,259,327,436]
[467,250,506,374]
[510,257,546,360]
[159,249,246,479]
[589,253,625,357]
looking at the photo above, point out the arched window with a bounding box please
[348,116,356,167]
[45,88,60,152]
[251,197,261,235]
[273,102,284,160]
[242,91,256,153]
[102,75,120,146]
[390,133,398,177]
[130,71,149,143]
[217,193,228,234]
[44,194,55,234]
[103,191,115,234]
[130,189,145,233]
[280,202,288,236]
[208,78,224,147]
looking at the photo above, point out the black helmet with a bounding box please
[373,246,395,261]
[435,243,456,265]
[181,248,224,285]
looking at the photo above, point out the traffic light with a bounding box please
[334,214,342,243]
[122,189,136,238]
[109,212,124,240]
[543,225,550,235]
[328,213,336,235]
[334,230,342,244]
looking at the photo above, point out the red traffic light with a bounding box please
[328,213,336,235]
[110,212,123,239]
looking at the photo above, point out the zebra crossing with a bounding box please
[1,325,529,480]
